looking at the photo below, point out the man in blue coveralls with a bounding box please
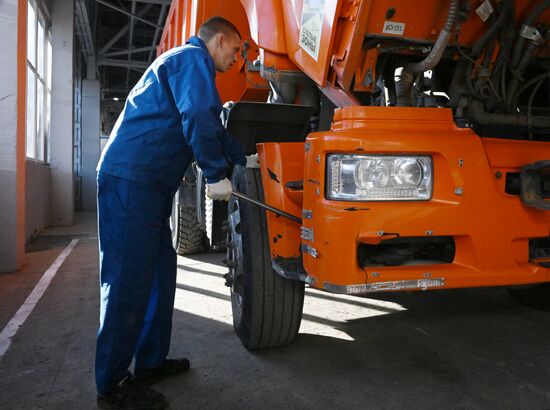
[95,17,247,410]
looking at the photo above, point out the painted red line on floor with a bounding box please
[0,239,80,359]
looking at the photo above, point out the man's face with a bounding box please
[211,32,241,72]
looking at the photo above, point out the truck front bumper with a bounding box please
[299,107,550,294]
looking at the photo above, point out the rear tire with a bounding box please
[170,189,206,255]
[508,284,550,311]
[226,166,305,350]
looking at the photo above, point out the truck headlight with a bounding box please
[327,155,433,201]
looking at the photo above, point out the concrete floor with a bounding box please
[0,212,549,410]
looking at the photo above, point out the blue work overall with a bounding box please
[95,36,245,394]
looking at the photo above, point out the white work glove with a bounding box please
[246,153,260,168]
[206,178,232,201]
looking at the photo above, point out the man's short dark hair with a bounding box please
[198,16,241,42]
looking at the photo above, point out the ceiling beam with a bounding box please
[97,58,149,69]
[103,45,157,57]
[75,0,95,60]
[126,1,137,87]
[97,3,153,55]
[95,0,163,29]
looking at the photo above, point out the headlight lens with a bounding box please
[327,155,433,201]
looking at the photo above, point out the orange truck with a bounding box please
[161,0,550,349]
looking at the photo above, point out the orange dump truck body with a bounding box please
[163,0,550,295]
[157,0,268,103]
[247,0,550,293]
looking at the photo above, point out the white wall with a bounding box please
[26,161,50,240]
[49,0,74,226]
[81,79,100,211]
[0,0,25,272]
[0,0,77,272]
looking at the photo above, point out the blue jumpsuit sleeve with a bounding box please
[224,130,246,167]
[167,56,239,183]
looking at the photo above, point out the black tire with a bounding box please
[170,189,206,255]
[508,283,550,311]
[226,166,305,350]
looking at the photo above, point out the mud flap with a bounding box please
[225,102,315,155]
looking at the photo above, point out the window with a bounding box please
[26,0,52,162]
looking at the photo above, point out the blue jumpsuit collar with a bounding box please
[186,36,216,77]
[189,36,206,49]
[187,36,207,50]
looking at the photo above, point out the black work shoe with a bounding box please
[134,358,191,385]
[97,376,168,409]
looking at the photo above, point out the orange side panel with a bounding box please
[157,5,177,54]
[281,0,342,86]
[239,0,288,54]
[196,1,265,102]
[180,0,191,41]
[257,143,304,260]
[239,0,301,73]
[158,0,267,103]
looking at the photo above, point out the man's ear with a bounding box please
[217,32,225,48]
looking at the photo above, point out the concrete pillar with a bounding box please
[0,1,26,273]
[49,0,74,226]
[81,80,100,211]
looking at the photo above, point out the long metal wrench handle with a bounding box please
[231,191,302,224]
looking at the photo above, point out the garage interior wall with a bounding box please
[81,79,100,212]
[0,0,78,273]
[25,0,75,239]
[49,0,75,227]
[25,160,50,240]
[0,0,25,273]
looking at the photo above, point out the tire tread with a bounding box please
[174,206,205,255]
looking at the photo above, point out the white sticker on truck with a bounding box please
[476,0,494,22]
[382,21,405,36]
[299,0,325,61]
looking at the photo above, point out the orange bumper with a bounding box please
[259,107,550,294]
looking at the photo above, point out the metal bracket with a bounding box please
[300,227,314,241]
[520,25,544,44]
[301,243,318,258]
[271,258,310,282]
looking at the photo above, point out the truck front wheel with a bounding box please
[226,166,304,349]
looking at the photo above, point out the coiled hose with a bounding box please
[396,0,459,106]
